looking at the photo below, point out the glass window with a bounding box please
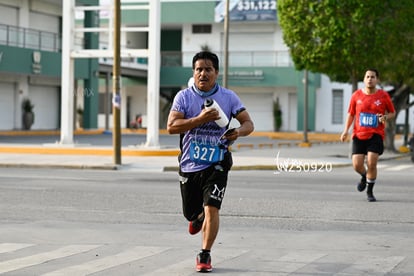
[192,25,212,34]
[332,89,343,124]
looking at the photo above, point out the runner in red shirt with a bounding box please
[340,69,395,202]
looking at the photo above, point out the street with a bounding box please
[0,158,413,275]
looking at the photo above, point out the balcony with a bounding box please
[0,23,293,70]
[98,50,293,73]
[0,24,61,52]
[161,51,294,68]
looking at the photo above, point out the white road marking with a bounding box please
[0,244,100,274]
[0,243,34,254]
[42,246,170,276]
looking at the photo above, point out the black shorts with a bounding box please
[178,152,232,222]
[352,133,384,155]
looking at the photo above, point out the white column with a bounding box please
[16,80,29,129]
[145,0,160,148]
[18,1,29,28]
[60,0,75,144]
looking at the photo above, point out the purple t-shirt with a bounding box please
[171,85,245,173]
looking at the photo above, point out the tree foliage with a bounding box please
[278,0,414,150]
[380,1,414,150]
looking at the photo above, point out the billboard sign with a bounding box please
[215,0,277,22]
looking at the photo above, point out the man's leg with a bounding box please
[366,151,379,180]
[180,171,205,235]
[195,205,218,272]
[352,153,366,175]
[196,165,228,272]
[202,205,219,250]
[352,154,367,191]
[366,151,379,202]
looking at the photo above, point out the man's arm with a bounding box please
[340,113,354,142]
[379,111,395,124]
[222,110,254,141]
[167,108,220,135]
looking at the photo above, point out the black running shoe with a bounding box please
[196,251,212,272]
[367,193,376,202]
[357,175,367,192]
[367,183,376,202]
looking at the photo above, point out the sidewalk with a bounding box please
[0,130,408,171]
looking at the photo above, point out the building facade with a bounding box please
[0,0,410,133]
[0,0,97,131]
[104,0,319,131]
[0,0,63,130]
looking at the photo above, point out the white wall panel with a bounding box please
[29,12,59,33]
[237,93,273,131]
[0,82,16,130]
[30,85,59,130]
[0,4,18,25]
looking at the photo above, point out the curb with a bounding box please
[1,154,408,171]
[0,163,118,170]
[0,146,180,157]
[0,129,169,136]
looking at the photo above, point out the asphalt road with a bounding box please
[0,158,413,275]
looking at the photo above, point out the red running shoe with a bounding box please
[196,251,212,272]
[188,213,204,235]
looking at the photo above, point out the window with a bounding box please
[192,24,212,34]
[99,93,112,114]
[332,89,343,124]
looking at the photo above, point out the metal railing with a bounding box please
[161,51,294,67]
[98,50,293,70]
[0,23,293,68]
[0,24,61,52]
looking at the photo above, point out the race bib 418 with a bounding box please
[359,112,378,128]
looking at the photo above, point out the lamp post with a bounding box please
[222,0,230,88]
[300,69,311,147]
[112,0,121,164]
[303,69,308,143]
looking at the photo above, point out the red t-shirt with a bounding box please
[348,89,395,140]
